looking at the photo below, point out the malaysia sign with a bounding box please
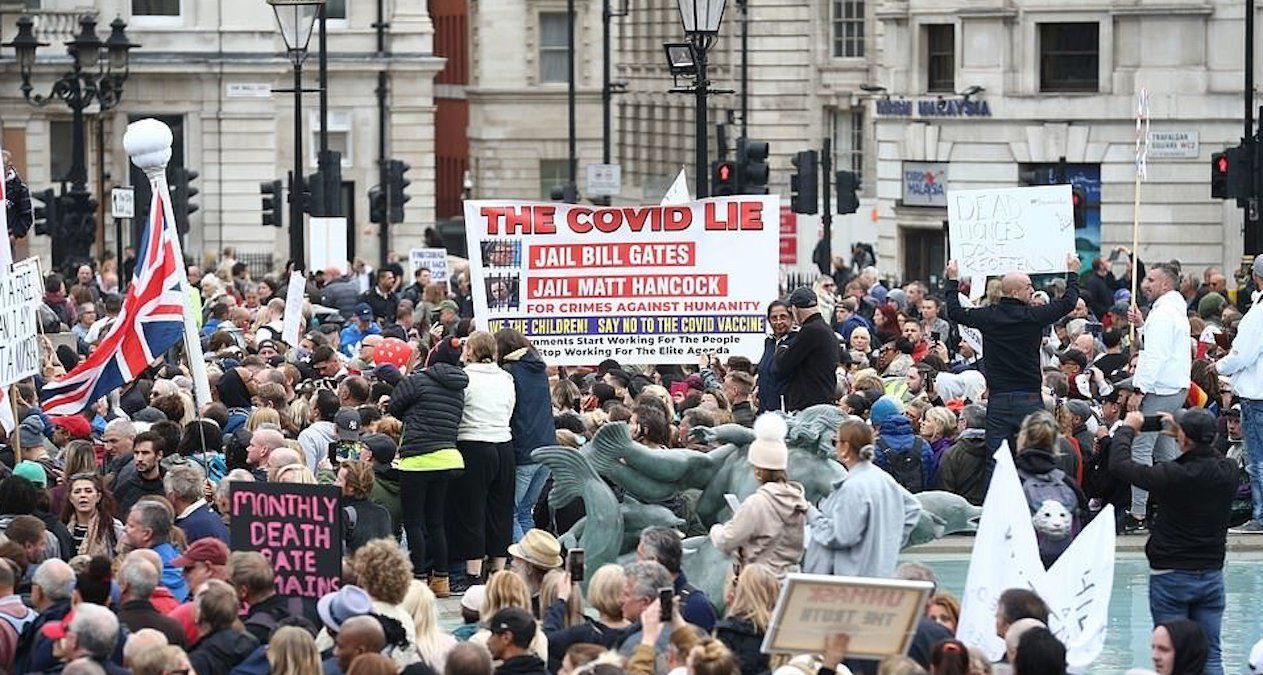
[875,98,992,118]
[902,162,948,207]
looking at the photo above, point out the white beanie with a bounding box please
[748,413,789,471]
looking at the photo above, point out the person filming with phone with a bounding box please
[1109,408,1237,675]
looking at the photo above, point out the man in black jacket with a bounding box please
[488,607,548,675]
[775,286,839,412]
[1110,408,1237,675]
[945,254,1081,456]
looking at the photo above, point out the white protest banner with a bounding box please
[1037,505,1116,671]
[660,169,690,205]
[0,258,46,387]
[956,444,1045,661]
[0,142,11,268]
[463,197,779,366]
[761,574,932,658]
[309,217,348,273]
[409,247,450,285]
[947,185,1074,296]
[281,271,306,346]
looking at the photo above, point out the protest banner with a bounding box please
[1037,505,1116,670]
[281,271,306,346]
[0,258,46,387]
[761,574,932,658]
[229,481,343,599]
[409,247,450,285]
[309,217,348,273]
[947,185,1074,296]
[462,197,780,366]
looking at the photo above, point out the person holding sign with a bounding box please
[944,254,1081,459]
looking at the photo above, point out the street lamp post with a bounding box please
[5,14,137,269]
[268,0,324,272]
[672,0,727,199]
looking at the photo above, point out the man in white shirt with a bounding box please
[1216,254,1263,533]
[1125,262,1191,529]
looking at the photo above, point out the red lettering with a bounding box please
[664,207,691,231]
[739,201,764,230]
[623,207,651,232]
[534,205,558,234]
[568,207,594,233]
[504,206,532,235]
[481,207,506,235]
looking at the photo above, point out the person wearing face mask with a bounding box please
[755,301,791,413]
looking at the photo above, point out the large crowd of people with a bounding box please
[0,242,1261,675]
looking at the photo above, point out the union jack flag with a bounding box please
[41,190,187,415]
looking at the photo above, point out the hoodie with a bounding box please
[709,481,810,575]
[873,416,934,492]
[189,628,260,675]
[501,349,556,465]
[298,421,338,472]
[495,653,548,675]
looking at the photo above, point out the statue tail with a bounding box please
[533,446,600,509]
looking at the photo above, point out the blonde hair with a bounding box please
[275,463,317,484]
[724,563,779,632]
[539,569,583,626]
[465,331,496,363]
[352,539,414,604]
[921,407,958,442]
[376,416,403,443]
[482,570,531,621]
[836,417,875,461]
[586,564,626,622]
[1016,410,1058,453]
[267,626,322,675]
[401,580,449,668]
[246,407,281,432]
[687,638,739,675]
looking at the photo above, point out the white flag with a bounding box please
[0,389,14,436]
[660,169,691,205]
[1037,505,1116,671]
[281,271,306,346]
[955,444,1045,660]
[0,141,13,268]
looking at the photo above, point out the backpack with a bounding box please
[875,437,925,493]
[1019,468,1081,565]
[243,596,307,641]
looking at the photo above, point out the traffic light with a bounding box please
[1222,143,1255,203]
[368,185,386,224]
[306,170,323,216]
[1071,187,1087,229]
[386,159,411,223]
[171,167,199,234]
[32,188,58,236]
[736,137,769,194]
[1211,151,1229,199]
[836,170,861,215]
[790,150,818,214]
[549,182,579,203]
[317,149,343,216]
[712,161,737,196]
[260,180,283,228]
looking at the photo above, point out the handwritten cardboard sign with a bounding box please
[229,482,343,598]
[947,185,1074,289]
[761,574,933,658]
[0,258,46,387]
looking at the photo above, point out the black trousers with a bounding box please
[399,469,453,575]
[447,440,515,561]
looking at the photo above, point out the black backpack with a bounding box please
[875,437,925,493]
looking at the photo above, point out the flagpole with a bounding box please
[123,119,213,410]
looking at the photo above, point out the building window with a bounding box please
[539,12,571,83]
[833,108,864,178]
[325,0,346,20]
[1039,23,1099,92]
[309,111,353,167]
[925,24,954,93]
[132,0,179,16]
[539,159,569,199]
[832,0,864,58]
[49,120,73,183]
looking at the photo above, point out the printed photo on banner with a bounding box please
[463,197,780,366]
[761,574,932,659]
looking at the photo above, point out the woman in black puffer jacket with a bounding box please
[388,338,469,597]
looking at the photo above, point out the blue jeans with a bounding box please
[1149,569,1225,675]
[512,463,550,541]
[985,391,1045,458]
[1241,399,1263,522]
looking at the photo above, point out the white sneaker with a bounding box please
[1229,519,1263,534]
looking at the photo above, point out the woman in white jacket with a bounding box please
[448,331,517,590]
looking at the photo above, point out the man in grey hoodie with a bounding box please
[298,390,341,472]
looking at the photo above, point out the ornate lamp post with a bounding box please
[267,0,324,272]
[673,0,726,199]
[5,14,137,267]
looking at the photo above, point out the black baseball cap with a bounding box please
[335,408,362,441]
[484,606,536,643]
[788,286,818,308]
[1173,408,1217,444]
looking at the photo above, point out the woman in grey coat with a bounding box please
[804,416,922,578]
